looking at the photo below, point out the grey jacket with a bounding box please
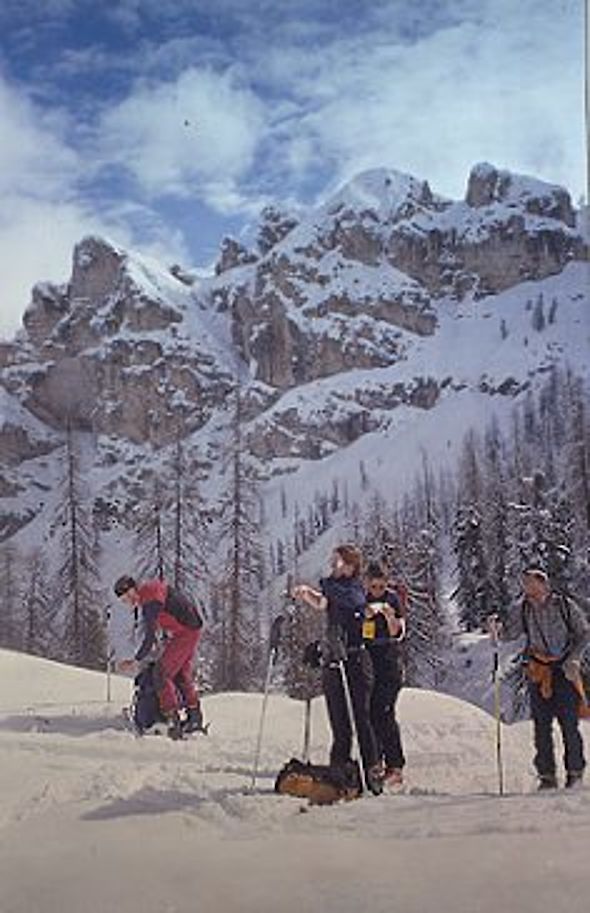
[501,593,590,662]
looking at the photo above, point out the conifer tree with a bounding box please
[0,542,22,650]
[52,426,106,669]
[216,384,266,690]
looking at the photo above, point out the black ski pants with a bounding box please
[529,668,586,778]
[322,650,379,776]
[370,669,405,770]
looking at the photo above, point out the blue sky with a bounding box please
[0,0,585,337]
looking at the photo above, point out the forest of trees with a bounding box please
[1,366,588,694]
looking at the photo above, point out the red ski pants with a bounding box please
[156,629,201,714]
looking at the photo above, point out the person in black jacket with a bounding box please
[363,561,406,786]
[292,544,382,794]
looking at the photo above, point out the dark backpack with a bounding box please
[165,587,204,630]
[131,662,185,733]
[132,663,166,732]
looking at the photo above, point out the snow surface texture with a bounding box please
[1,649,589,913]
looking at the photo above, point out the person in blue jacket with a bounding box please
[292,543,382,794]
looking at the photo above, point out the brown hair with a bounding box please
[334,543,362,577]
[365,559,388,580]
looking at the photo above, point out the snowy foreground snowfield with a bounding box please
[1,650,589,913]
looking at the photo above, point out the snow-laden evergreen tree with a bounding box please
[215,385,266,691]
[347,454,446,688]
[23,548,60,658]
[132,473,166,582]
[278,597,323,704]
[453,504,490,630]
[0,542,22,650]
[452,431,494,629]
[51,426,107,669]
[401,454,446,686]
[131,432,210,602]
[166,432,210,602]
[480,418,511,615]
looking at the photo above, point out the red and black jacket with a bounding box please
[135,579,203,661]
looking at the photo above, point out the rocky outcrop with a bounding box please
[3,237,236,447]
[245,376,442,461]
[208,164,586,391]
[257,206,299,254]
[466,162,575,226]
[0,422,60,465]
[22,283,70,349]
[215,237,258,275]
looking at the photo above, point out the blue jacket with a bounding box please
[320,575,366,653]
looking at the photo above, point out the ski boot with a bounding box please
[183,705,208,735]
[537,773,558,791]
[367,764,385,796]
[166,711,184,741]
[383,767,404,788]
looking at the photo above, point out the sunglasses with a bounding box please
[367,580,388,592]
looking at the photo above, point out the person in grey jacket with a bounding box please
[489,566,590,790]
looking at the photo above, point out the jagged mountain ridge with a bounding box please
[0,161,588,555]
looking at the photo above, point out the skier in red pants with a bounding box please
[114,575,204,739]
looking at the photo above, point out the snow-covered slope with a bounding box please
[1,648,589,913]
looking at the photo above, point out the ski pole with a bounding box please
[250,614,284,790]
[336,657,369,793]
[491,621,504,796]
[302,696,312,763]
[104,606,113,703]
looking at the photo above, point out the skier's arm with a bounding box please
[134,602,161,661]
[386,613,406,640]
[292,584,327,611]
[488,603,525,642]
[384,591,405,639]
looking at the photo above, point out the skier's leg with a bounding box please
[529,682,557,782]
[554,671,585,779]
[380,678,405,771]
[174,629,202,709]
[346,653,379,778]
[156,634,196,715]
[369,676,386,763]
[322,664,352,766]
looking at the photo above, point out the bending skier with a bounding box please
[292,544,383,794]
[489,565,590,790]
[363,561,406,787]
[114,575,204,740]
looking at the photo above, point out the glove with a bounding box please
[302,640,322,669]
[562,657,581,683]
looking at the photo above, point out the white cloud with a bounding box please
[0,79,79,198]
[0,76,190,340]
[256,0,586,202]
[96,67,267,208]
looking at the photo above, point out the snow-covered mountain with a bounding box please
[0,161,588,573]
[2,647,590,913]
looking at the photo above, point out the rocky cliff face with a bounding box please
[207,164,585,391]
[0,162,587,546]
